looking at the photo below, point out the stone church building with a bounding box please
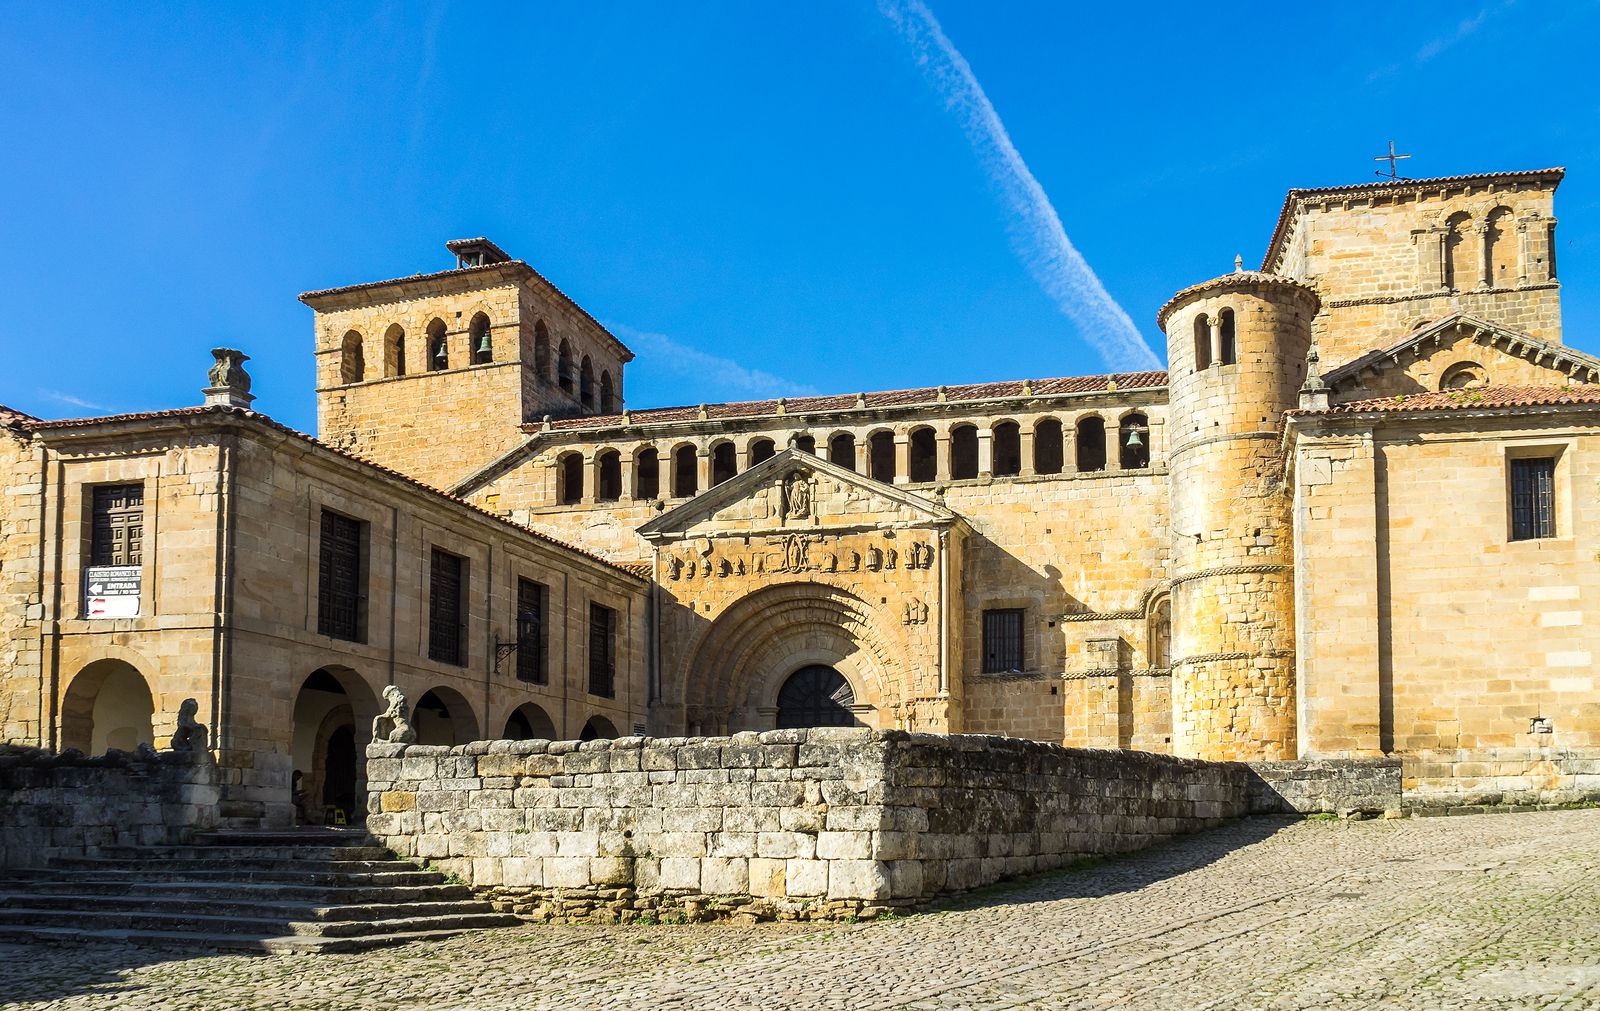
[3,166,1597,823]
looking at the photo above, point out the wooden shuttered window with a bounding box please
[317,510,364,642]
[982,608,1025,674]
[90,484,144,567]
[588,603,616,698]
[1510,458,1556,541]
[516,578,548,685]
[429,548,466,666]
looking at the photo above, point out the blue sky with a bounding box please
[5,1,1600,433]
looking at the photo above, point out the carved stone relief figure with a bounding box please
[783,471,812,519]
[866,547,883,572]
[886,548,898,570]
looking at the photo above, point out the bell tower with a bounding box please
[301,238,633,490]
[1158,267,1319,761]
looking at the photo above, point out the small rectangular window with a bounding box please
[317,510,365,642]
[516,577,548,685]
[588,602,617,698]
[982,608,1025,673]
[1510,457,1557,541]
[429,548,466,666]
[90,483,145,566]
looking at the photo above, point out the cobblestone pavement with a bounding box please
[4,810,1599,1011]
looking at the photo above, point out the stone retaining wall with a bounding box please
[0,744,220,868]
[363,729,1251,922]
[1246,758,1403,816]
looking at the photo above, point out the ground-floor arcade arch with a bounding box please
[414,686,478,746]
[504,702,558,740]
[60,658,155,754]
[290,667,378,825]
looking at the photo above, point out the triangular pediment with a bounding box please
[638,448,958,542]
[1324,313,1600,403]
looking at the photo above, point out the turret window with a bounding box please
[1076,417,1107,472]
[469,313,492,365]
[383,324,405,378]
[1193,314,1211,370]
[427,318,449,372]
[580,356,595,409]
[340,330,365,384]
[1119,413,1150,470]
[599,371,616,413]
[1218,308,1237,366]
[558,340,575,393]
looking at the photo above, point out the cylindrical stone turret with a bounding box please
[1157,270,1319,760]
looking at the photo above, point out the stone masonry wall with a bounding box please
[0,744,220,869]
[363,729,1250,922]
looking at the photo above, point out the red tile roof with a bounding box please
[0,404,39,428]
[1154,271,1318,330]
[18,406,645,581]
[1262,168,1564,272]
[1300,384,1600,416]
[539,371,1169,432]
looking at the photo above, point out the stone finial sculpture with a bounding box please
[170,698,210,752]
[372,684,418,744]
[202,348,256,409]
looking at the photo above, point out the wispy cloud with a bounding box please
[605,322,820,400]
[1417,7,1492,61]
[38,389,111,413]
[878,0,1161,371]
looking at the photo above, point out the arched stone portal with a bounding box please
[291,667,378,825]
[678,582,903,735]
[61,659,155,754]
[776,665,861,729]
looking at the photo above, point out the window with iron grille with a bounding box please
[1510,457,1557,541]
[317,510,365,642]
[588,603,616,698]
[429,548,466,666]
[90,483,145,566]
[982,608,1025,673]
[516,578,548,684]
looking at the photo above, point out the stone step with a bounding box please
[91,844,394,862]
[0,906,519,939]
[7,866,451,887]
[0,922,506,954]
[0,891,499,923]
[47,855,422,874]
[190,830,375,848]
[0,876,476,904]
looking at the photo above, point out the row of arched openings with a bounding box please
[534,321,617,413]
[338,314,496,385]
[1442,206,1517,292]
[556,415,1151,504]
[1192,308,1238,370]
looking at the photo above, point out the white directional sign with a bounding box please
[84,565,141,619]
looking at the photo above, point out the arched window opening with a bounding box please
[469,313,493,365]
[711,442,737,486]
[776,665,859,730]
[1218,308,1237,366]
[1119,413,1150,470]
[340,330,365,384]
[427,318,449,372]
[1444,212,1473,292]
[558,453,584,505]
[1485,207,1515,287]
[579,715,618,741]
[1033,418,1064,475]
[672,444,698,497]
[1148,596,1172,670]
[599,371,616,413]
[504,703,557,741]
[828,433,856,471]
[794,434,816,455]
[579,356,595,409]
[908,427,937,482]
[60,660,155,755]
[992,421,1022,477]
[1439,361,1488,391]
[383,324,406,378]
[635,447,660,499]
[950,425,979,480]
[596,450,622,502]
[534,320,551,381]
[869,431,896,482]
[1076,416,1107,472]
[748,438,776,466]
[557,340,575,393]
[1193,313,1211,371]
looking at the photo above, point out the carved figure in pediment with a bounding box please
[886,548,898,570]
[668,557,684,580]
[719,558,732,577]
[902,599,929,625]
[866,547,882,572]
[909,542,933,569]
[783,534,810,572]
[848,550,861,571]
[736,559,746,576]
[783,472,812,519]
[822,552,837,573]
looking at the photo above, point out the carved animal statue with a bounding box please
[372,684,417,744]
[169,697,210,752]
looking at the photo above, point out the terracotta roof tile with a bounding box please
[1154,271,1318,329]
[20,406,645,582]
[0,404,40,428]
[541,371,1169,432]
[1298,384,1600,416]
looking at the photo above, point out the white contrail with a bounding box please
[878,0,1163,371]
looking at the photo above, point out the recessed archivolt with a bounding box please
[681,581,906,721]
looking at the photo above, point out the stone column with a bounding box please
[581,452,596,505]
[620,454,635,502]
[1063,419,1078,475]
[696,447,710,493]
[854,437,868,475]
[1413,226,1445,293]
[893,435,910,485]
[935,430,951,483]
[1207,317,1223,368]
[1019,428,1035,477]
[1475,222,1492,289]
[1105,422,1121,471]
[976,428,993,478]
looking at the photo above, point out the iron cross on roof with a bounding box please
[1374,140,1412,179]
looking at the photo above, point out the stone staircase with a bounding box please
[0,828,521,952]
